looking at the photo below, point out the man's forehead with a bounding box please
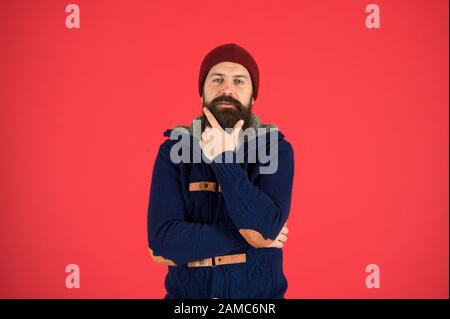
[207,62,251,78]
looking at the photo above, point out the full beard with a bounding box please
[201,95,253,132]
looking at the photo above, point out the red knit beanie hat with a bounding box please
[199,43,260,100]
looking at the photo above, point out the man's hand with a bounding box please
[265,223,288,248]
[199,107,244,161]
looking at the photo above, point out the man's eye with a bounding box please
[235,79,244,85]
[212,78,222,83]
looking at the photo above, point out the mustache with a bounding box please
[209,95,244,109]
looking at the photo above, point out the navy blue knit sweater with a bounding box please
[147,114,294,299]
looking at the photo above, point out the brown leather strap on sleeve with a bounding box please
[149,248,177,266]
[239,229,274,248]
[189,181,221,192]
[188,257,214,267]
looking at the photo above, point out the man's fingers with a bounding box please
[202,126,213,141]
[203,107,221,129]
[232,119,244,136]
[266,240,284,248]
[278,234,288,243]
[233,119,244,130]
[274,241,284,248]
[281,226,288,235]
[201,131,209,141]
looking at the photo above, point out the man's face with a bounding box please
[201,62,254,130]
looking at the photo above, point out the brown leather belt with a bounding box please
[187,253,246,268]
[189,181,221,192]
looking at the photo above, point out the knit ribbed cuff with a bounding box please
[210,151,245,183]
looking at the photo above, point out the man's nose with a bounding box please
[218,80,235,96]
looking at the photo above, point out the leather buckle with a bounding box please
[189,181,221,192]
[187,253,246,268]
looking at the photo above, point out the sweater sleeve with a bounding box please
[147,141,249,266]
[209,140,294,248]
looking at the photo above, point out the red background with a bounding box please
[0,0,448,298]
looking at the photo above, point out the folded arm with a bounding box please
[209,140,294,248]
[147,141,250,266]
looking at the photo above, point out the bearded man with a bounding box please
[147,43,294,299]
